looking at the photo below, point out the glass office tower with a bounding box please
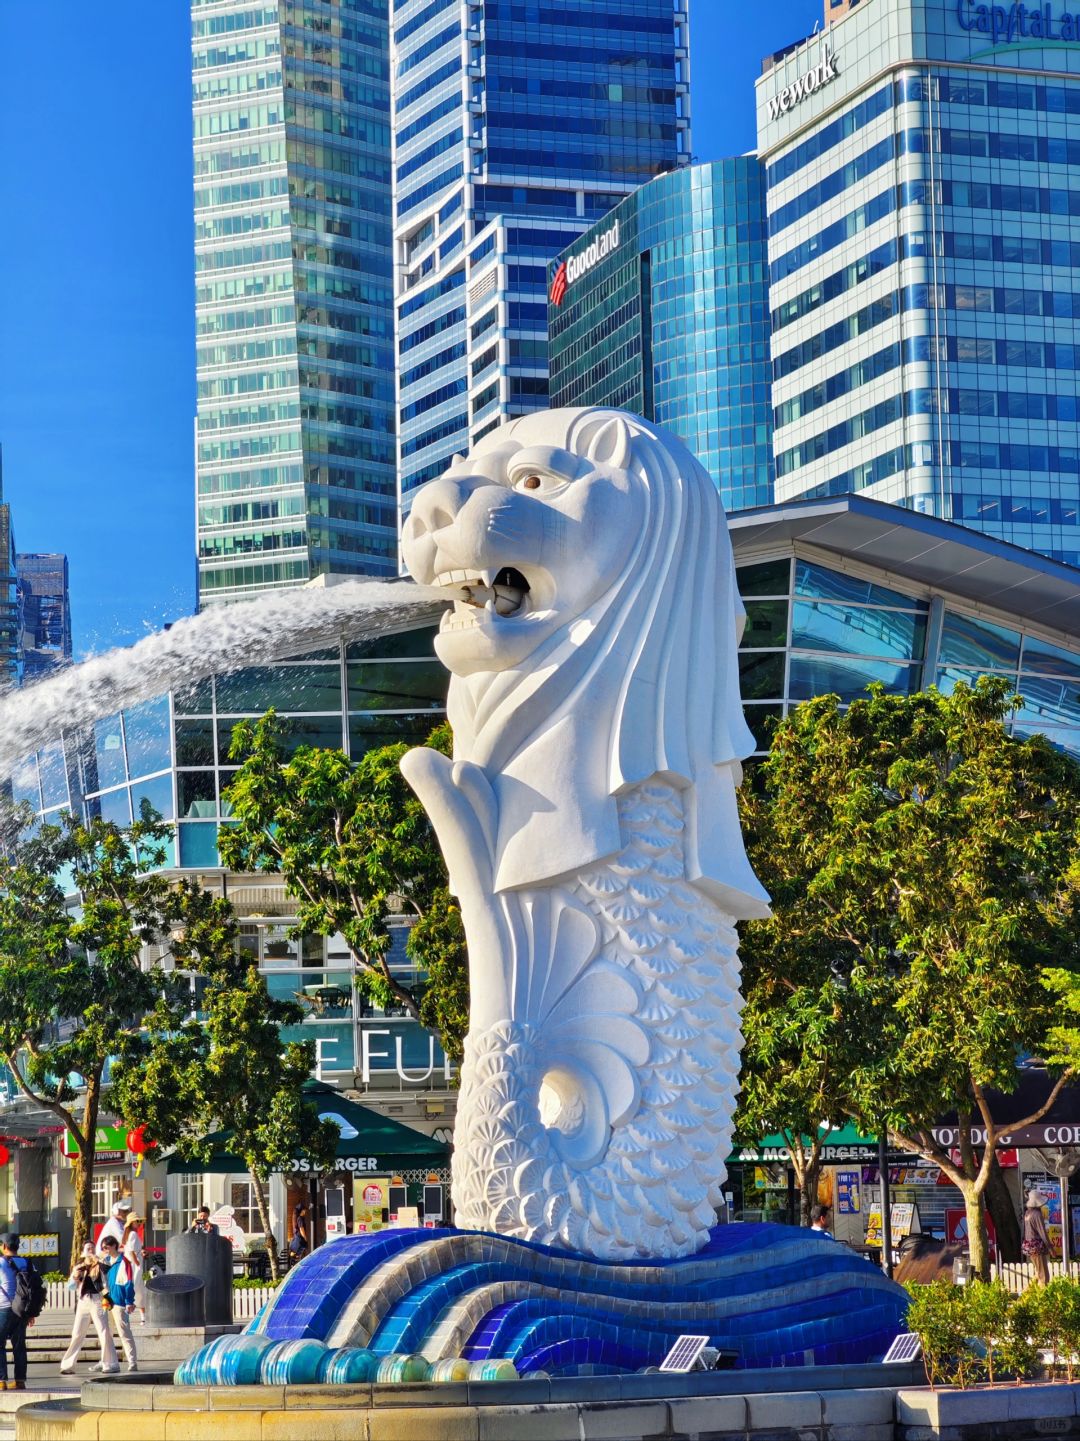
[192,0,398,606]
[392,0,690,512]
[757,0,1080,561]
[548,159,774,512]
[17,553,72,680]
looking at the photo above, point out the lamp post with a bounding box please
[878,1129,893,1280]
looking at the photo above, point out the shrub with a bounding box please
[233,1276,281,1290]
[964,1279,1013,1386]
[905,1279,972,1389]
[42,1270,66,1284]
[1029,1277,1080,1381]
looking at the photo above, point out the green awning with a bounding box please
[165,1085,449,1176]
[728,1122,881,1165]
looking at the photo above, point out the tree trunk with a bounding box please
[962,1182,991,1282]
[248,1165,278,1283]
[984,1151,1022,1262]
[70,1075,101,1263]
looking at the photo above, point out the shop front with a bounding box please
[165,1084,450,1257]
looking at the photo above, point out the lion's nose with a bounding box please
[404,475,483,539]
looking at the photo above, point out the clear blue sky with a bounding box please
[0,1,819,657]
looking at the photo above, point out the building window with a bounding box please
[229,1180,260,1237]
[179,1175,205,1234]
[91,1173,131,1223]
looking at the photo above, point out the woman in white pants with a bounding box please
[59,1246,118,1375]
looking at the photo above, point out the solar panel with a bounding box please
[659,1335,711,1373]
[883,1332,923,1364]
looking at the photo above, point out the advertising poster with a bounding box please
[945,1206,998,1259]
[865,1206,882,1246]
[354,1178,388,1233]
[837,1171,860,1215]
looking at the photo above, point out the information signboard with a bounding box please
[836,1171,860,1215]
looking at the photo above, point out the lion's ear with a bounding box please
[576,413,632,471]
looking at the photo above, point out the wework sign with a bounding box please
[767,44,839,120]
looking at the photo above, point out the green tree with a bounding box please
[963,1278,1013,1385]
[740,679,1080,1279]
[111,960,339,1282]
[218,712,469,1059]
[0,807,234,1260]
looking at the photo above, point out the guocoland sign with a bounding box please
[957,0,1080,41]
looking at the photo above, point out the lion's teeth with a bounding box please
[480,568,496,587]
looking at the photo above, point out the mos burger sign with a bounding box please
[550,219,620,306]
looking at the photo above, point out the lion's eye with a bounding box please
[513,471,565,495]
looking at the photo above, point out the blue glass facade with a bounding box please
[392,0,689,514]
[757,0,1080,563]
[547,159,775,512]
[11,627,449,1090]
[193,0,398,605]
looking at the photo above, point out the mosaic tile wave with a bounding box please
[176,1223,908,1383]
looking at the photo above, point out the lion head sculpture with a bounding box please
[401,407,768,920]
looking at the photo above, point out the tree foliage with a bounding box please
[110,947,339,1282]
[0,807,235,1260]
[218,713,469,1059]
[738,678,1080,1274]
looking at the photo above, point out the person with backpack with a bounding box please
[59,1245,118,1376]
[98,1237,137,1372]
[0,1233,44,1391]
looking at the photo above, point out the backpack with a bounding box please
[8,1259,45,1321]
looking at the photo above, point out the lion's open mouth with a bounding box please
[435,567,531,629]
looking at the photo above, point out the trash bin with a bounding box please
[145,1272,205,1328]
[166,1231,233,1325]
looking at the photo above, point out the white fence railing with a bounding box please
[232,1286,277,1320]
[997,1260,1080,1294]
[41,1280,279,1318]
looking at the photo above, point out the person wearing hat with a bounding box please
[96,1198,132,1257]
[0,1234,33,1391]
[1023,1190,1053,1286]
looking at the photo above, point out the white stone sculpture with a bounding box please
[400,408,769,1261]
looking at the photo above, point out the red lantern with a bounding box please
[126,1126,150,1156]
[0,1145,11,1167]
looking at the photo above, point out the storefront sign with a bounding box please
[767,43,839,121]
[956,1,1080,44]
[61,1127,129,1166]
[286,1154,382,1175]
[359,1031,452,1085]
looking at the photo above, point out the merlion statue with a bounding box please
[400,408,769,1261]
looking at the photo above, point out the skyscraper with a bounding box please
[757,0,1080,562]
[17,554,72,680]
[0,474,20,695]
[548,158,774,512]
[391,0,690,515]
[192,0,398,606]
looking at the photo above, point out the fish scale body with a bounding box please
[450,780,743,1261]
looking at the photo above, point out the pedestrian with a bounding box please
[99,1237,137,1373]
[289,1201,310,1264]
[188,1205,218,1236]
[0,1234,38,1392]
[1023,1189,1052,1286]
[96,1198,132,1253]
[59,1245,119,1376]
[121,1216,146,1326]
[810,1203,834,1237]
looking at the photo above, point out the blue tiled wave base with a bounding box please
[176,1224,908,1383]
